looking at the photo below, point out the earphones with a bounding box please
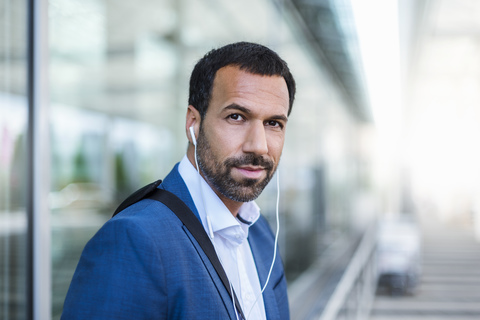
[190,126,215,240]
[190,125,238,317]
[189,125,280,320]
[189,126,197,146]
[246,171,280,319]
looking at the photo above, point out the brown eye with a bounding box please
[266,120,283,129]
[229,114,244,121]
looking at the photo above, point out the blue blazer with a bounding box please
[62,164,289,319]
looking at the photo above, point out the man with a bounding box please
[62,41,296,319]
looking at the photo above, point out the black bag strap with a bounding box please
[113,179,163,217]
[112,184,245,319]
[147,189,245,319]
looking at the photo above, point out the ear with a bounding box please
[186,105,201,145]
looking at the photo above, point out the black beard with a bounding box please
[196,128,275,202]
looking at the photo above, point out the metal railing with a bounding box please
[318,223,377,320]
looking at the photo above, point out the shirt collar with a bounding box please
[178,155,260,245]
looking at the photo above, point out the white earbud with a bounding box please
[189,126,197,146]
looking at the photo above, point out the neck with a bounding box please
[215,193,242,217]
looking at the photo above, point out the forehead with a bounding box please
[209,66,289,115]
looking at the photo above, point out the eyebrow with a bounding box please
[224,104,288,123]
[224,104,251,114]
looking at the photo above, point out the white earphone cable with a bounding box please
[193,134,239,318]
[193,139,215,240]
[191,126,280,320]
[246,170,280,319]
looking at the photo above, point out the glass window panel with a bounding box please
[49,1,180,317]
[0,0,28,319]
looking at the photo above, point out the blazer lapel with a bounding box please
[182,226,238,319]
[249,227,281,320]
[160,164,237,319]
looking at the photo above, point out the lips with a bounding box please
[234,166,266,180]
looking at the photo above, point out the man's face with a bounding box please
[196,66,289,203]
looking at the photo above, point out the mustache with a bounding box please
[224,154,274,170]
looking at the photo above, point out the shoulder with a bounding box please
[106,198,185,239]
[110,162,193,229]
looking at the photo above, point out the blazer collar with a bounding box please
[159,162,201,222]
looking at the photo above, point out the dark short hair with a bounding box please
[188,42,296,119]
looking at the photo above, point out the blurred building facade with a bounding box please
[400,0,480,228]
[1,0,385,319]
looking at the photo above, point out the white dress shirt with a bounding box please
[178,156,267,320]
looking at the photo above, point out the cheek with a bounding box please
[268,137,285,162]
[207,128,242,159]
[212,123,245,148]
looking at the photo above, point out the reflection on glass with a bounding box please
[1,1,28,318]
[0,96,28,320]
[49,106,172,317]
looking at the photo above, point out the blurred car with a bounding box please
[376,215,422,295]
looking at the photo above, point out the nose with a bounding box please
[242,121,268,155]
